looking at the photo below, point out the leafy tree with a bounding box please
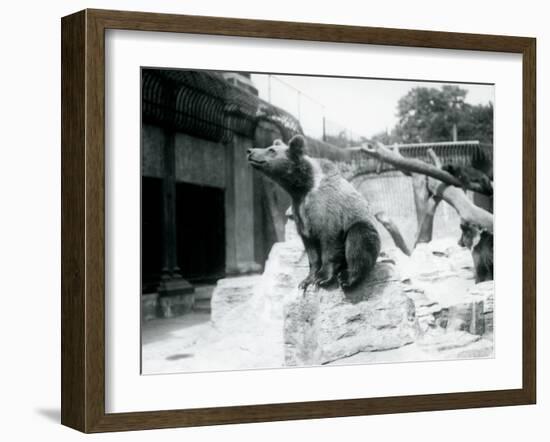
[458,102,493,144]
[376,85,493,145]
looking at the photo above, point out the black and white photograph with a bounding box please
[140,68,495,375]
[1,0,545,437]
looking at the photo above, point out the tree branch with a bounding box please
[350,142,492,196]
[413,149,442,245]
[375,211,412,256]
[427,148,443,168]
[429,182,493,233]
[353,143,494,233]
[414,195,442,246]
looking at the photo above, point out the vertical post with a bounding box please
[159,130,180,280]
[224,137,237,273]
[156,127,194,317]
[452,123,458,141]
[224,135,259,275]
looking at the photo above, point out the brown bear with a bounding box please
[247,135,381,291]
[457,221,494,283]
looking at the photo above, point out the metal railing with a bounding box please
[142,69,303,143]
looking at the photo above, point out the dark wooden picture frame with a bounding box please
[61,9,536,433]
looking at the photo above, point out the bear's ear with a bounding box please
[288,135,305,159]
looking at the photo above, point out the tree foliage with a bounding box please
[371,85,493,145]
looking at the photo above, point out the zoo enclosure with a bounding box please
[350,141,493,248]
[142,69,493,292]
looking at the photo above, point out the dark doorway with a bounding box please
[142,177,163,294]
[176,182,225,283]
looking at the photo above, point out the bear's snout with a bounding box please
[247,148,266,167]
[246,148,257,161]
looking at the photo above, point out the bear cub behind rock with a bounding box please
[247,135,381,291]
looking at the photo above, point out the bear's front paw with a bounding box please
[298,275,315,292]
[337,270,349,288]
[314,274,337,289]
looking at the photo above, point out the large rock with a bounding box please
[188,274,285,371]
[203,216,493,372]
[210,275,262,325]
[284,263,419,366]
[464,281,494,337]
[383,239,493,335]
[403,285,442,333]
[259,241,308,320]
[401,240,474,281]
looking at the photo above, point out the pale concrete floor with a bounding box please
[141,291,285,374]
[141,311,211,346]
[141,310,493,375]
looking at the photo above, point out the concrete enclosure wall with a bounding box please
[355,171,463,249]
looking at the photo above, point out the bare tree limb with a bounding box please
[375,211,412,256]
[412,148,442,245]
[429,182,493,233]
[354,143,494,233]
[411,174,430,226]
[427,148,443,168]
[350,142,492,196]
[414,195,442,246]
[427,146,493,233]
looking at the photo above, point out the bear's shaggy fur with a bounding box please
[458,221,494,283]
[247,135,381,290]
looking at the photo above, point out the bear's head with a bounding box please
[247,135,312,196]
[458,221,483,249]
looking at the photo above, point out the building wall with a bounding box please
[225,134,257,273]
[174,132,226,188]
[142,124,165,178]
[142,124,263,279]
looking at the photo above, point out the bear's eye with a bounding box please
[268,147,276,154]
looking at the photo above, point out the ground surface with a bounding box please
[142,233,494,375]
[141,309,493,374]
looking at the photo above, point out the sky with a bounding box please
[251,73,494,140]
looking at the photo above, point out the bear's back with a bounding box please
[298,157,376,238]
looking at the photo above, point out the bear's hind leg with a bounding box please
[299,237,321,291]
[314,238,345,289]
[339,222,381,289]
